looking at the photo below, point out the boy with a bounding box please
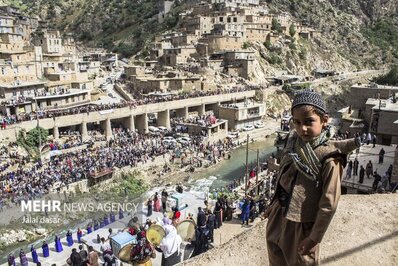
[266,90,360,265]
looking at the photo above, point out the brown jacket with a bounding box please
[274,134,359,243]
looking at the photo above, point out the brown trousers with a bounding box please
[266,203,319,266]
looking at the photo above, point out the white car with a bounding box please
[242,125,255,131]
[163,136,176,142]
[227,131,240,139]
[254,122,264,128]
[148,126,160,134]
[157,126,169,133]
[177,136,192,145]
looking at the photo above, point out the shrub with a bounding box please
[267,53,282,65]
[242,42,250,49]
[263,40,272,49]
[289,24,296,37]
[373,65,398,86]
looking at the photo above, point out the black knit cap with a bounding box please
[291,90,327,114]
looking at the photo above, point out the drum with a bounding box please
[176,219,196,242]
[118,244,133,262]
[146,224,166,246]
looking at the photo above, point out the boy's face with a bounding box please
[292,106,328,142]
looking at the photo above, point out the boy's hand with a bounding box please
[298,237,318,255]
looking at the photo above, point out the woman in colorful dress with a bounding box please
[55,235,63,252]
[42,241,50,257]
[31,245,39,263]
[66,230,74,247]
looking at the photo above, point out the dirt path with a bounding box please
[183,193,398,266]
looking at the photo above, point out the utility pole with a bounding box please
[245,134,249,197]
[256,149,260,196]
[34,92,42,162]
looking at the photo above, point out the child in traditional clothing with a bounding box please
[42,241,50,257]
[55,235,63,252]
[31,245,39,263]
[7,253,16,266]
[94,220,99,231]
[110,212,116,223]
[104,215,109,226]
[265,90,360,265]
[19,249,28,266]
[77,228,83,243]
[66,230,74,247]
[87,224,93,234]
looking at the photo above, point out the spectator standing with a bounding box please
[353,158,359,176]
[379,148,385,164]
[366,161,373,179]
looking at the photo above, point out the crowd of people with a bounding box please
[0,86,253,127]
[0,124,238,210]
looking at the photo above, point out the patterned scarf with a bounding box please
[289,126,335,184]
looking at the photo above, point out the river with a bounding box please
[191,138,276,188]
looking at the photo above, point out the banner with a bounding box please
[99,109,114,115]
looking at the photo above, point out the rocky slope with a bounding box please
[266,0,398,68]
[0,0,396,66]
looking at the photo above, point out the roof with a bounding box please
[0,81,46,89]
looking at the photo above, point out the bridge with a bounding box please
[1,90,256,141]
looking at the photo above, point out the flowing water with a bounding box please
[191,138,276,188]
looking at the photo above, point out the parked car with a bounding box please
[254,122,264,128]
[158,126,169,133]
[177,136,192,145]
[163,136,176,142]
[227,131,240,139]
[242,125,255,131]
[148,126,160,134]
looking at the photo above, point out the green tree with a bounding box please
[114,43,134,58]
[289,24,296,37]
[26,127,48,148]
[242,42,250,49]
[271,18,282,34]
[263,40,272,49]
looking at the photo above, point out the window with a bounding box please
[46,99,51,106]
